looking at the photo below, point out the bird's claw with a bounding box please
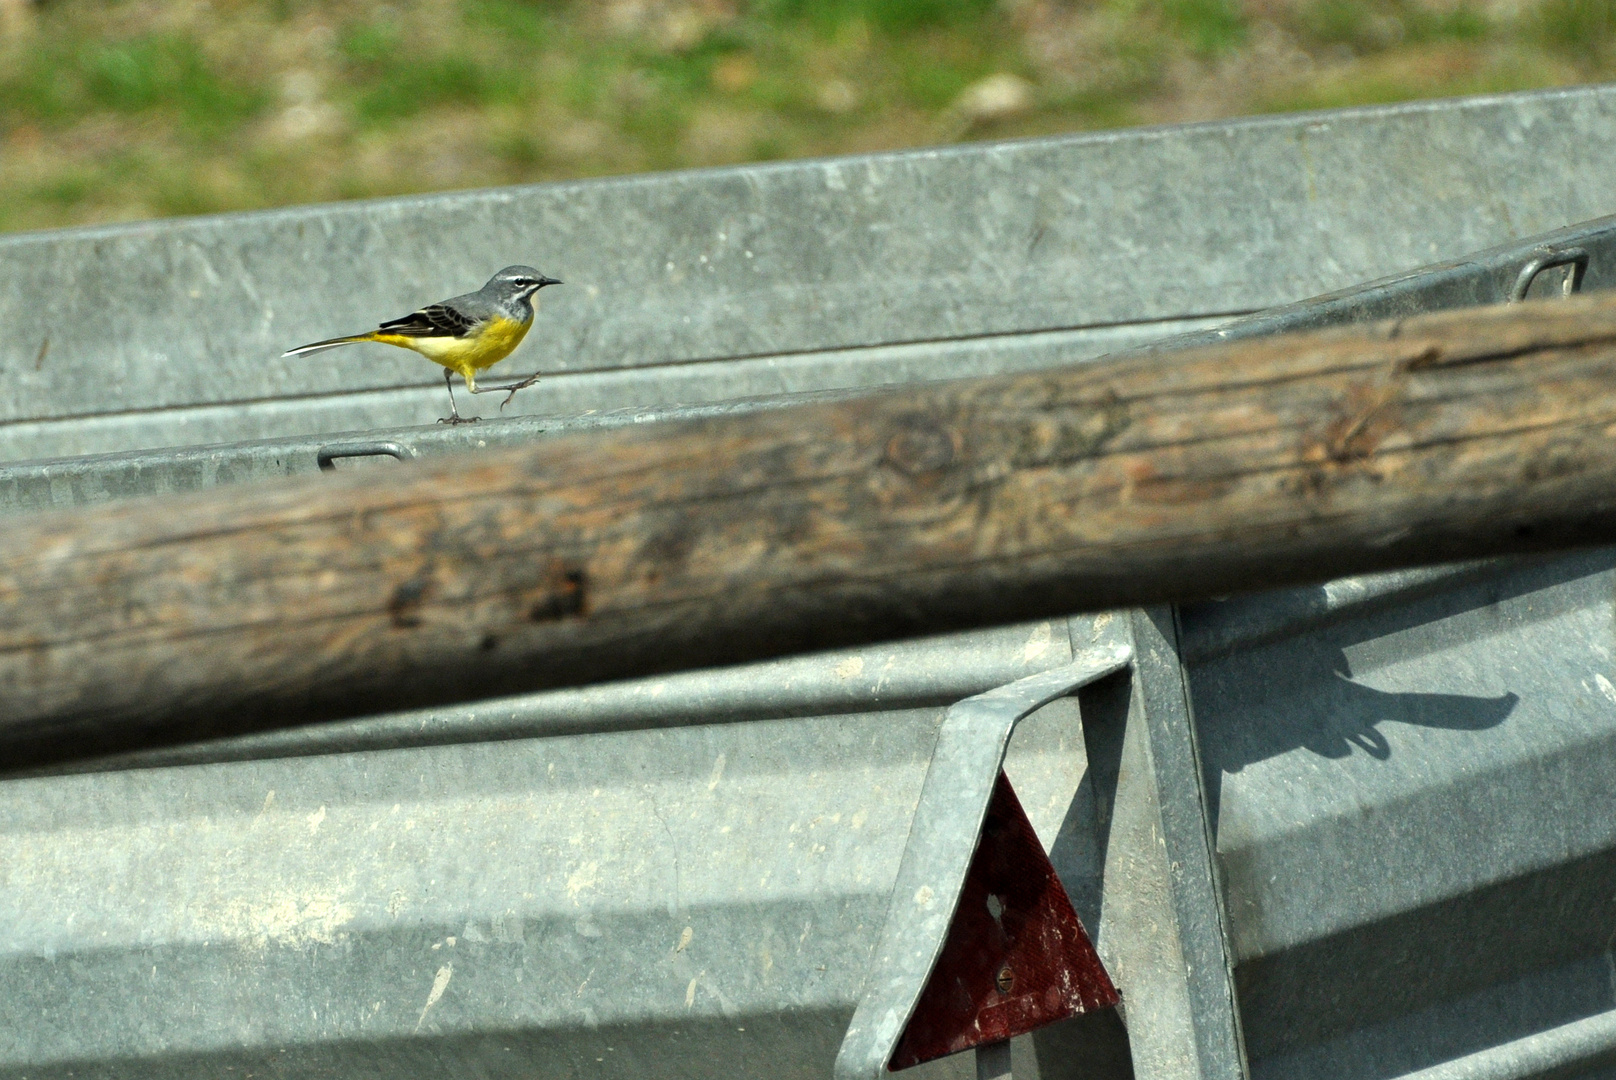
[497,373,542,412]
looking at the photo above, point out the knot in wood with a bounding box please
[883,421,958,477]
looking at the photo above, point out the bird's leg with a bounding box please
[467,371,543,411]
[436,368,479,425]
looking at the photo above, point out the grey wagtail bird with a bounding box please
[283,265,562,424]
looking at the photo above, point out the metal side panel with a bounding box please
[0,86,1614,454]
[3,210,1613,518]
[0,318,1228,465]
[0,677,1100,1079]
[0,708,929,1079]
[7,618,1090,774]
[1153,213,1616,351]
[1182,546,1616,1080]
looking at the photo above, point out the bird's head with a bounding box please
[489,265,563,300]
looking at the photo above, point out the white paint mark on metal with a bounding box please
[675,926,693,953]
[193,891,354,949]
[707,754,727,791]
[306,805,326,833]
[414,963,453,1032]
[566,862,600,897]
[1022,622,1054,664]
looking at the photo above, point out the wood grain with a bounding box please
[10,293,1616,759]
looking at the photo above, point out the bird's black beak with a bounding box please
[538,276,562,288]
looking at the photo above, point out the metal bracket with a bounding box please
[315,440,420,472]
[1509,247,1589,302]
[1080,608,1248,1080]
[834,640,1133,1080]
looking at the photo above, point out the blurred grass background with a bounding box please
[0,0,1609,234]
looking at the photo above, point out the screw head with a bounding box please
[995,965,1014,994]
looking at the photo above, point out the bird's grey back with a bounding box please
[441,288,515,325]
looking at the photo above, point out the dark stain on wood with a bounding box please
[529,566,588,622]
[388,577,430,628]
[1396,344,1445,371]
[1011,391,1130,468]
[643,525,694,570]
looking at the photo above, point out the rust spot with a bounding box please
[883,420,959,476]
[530,567,588,622]
[388,578,430,628]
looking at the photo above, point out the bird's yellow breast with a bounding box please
[372,315,533,379]
[461,315,532,371]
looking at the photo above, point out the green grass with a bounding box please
[1163,0,1248,56]
[464,0,560,44]
[1537,0,1616,55]
[0,33,265,138]
[0,0,1604,234]
[1295,0,1488,52]
[758,0,998,35]
[339,19,526,123]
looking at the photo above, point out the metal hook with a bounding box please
[1509,247,1589,302]
[315,441,419,472]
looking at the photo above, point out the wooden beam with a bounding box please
[8,293,1616,760]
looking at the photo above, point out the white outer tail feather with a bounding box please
[281,336,366,358]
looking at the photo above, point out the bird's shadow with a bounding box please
[1047,548,1616,929]
[1191,637,1519,827]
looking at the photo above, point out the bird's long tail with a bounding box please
[281,333,377,358]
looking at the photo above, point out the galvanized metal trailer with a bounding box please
[3,84,1616,1080]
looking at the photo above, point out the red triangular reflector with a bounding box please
[889,772,1119,1070]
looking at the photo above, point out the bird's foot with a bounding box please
[493,373,543,412]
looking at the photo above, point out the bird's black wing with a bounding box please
[377,304,475,338]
